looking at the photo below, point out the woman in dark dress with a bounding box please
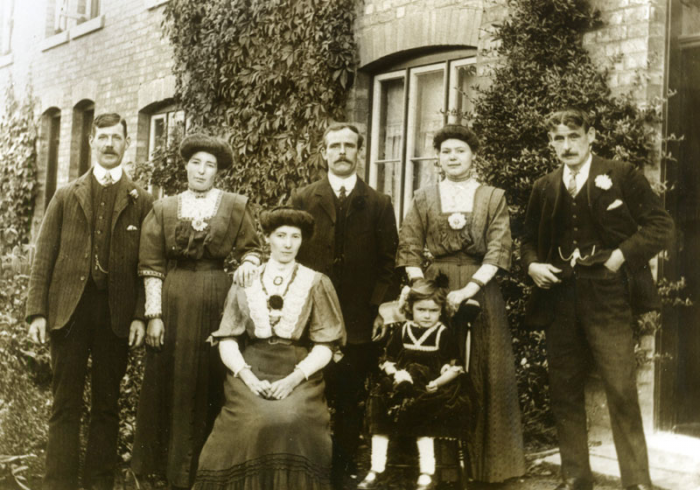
[131,134,262,489]
[193,207,346,490]
[396,124,526,482]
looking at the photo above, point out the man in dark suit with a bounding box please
[290,122,398,486]
[522,108,673,490]
[26,113,153,490]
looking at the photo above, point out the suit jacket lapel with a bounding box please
[347,178,368,219]
[316,177,336,223]
[75,171,93,225]
[586,155,608,210]
[546,165,564,219]
[111,173,132,233]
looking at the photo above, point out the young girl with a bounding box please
[358,278,477,490]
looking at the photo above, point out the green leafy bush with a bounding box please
[156,0,356,206]
[470,0,663,447]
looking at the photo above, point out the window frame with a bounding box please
[367,53,477,221]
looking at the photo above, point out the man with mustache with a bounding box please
[26,113,153,489]
[290,123,399,488]
[521,108,673,490]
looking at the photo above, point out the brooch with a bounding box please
[594,174,612,190]
[191,218,208,232]
[448,212,467,230]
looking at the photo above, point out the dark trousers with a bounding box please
[545,270,651,488]
[325,342,382,482]
[44,281,129,490]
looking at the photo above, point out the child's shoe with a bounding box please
[357,470,387,489]
[415,473,437,490]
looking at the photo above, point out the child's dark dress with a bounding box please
[368,321,477,438]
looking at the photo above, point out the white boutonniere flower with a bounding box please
[191,218,208,232]
[128,189,139,203]
[448,212,467,230]
[594,174,613,190]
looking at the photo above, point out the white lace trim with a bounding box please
[245,264,316,339]
[440,178,480,213]
[144,277,163,318]
[178,188,223,221]
[402,321,445,352]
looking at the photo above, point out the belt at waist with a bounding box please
[249,336,303,346]
[433,252,482,266]
[174,258,225,271]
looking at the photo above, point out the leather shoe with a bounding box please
[357,470,387,489]
[625,486,652,490]
[555,478,594,490]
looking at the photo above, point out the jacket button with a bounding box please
[80,276,86,281]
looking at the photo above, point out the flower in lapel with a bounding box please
[448,212,467,230]
[128,188,139,203]
[594,174,612,190]
[352,195,366,210]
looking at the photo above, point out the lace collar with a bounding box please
[439,178,480,213]
[178,188,223,221]
[245,263,316,339]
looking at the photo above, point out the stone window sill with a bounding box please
[146,0,169,10]
[70,15,105,40]
[40,31,69,51]
[0,52,12,68]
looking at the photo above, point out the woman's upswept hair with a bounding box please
[432,124,480,153]
[400,275,449,320]
[259,206,315,241]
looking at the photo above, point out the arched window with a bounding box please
[367,50,476,221]
[71,99,94,178]
[40,108,62,209]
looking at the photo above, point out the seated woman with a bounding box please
[358,277,477,490]
[193,207,346,490]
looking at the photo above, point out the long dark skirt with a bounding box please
[194,341,332,490]
[428,258,526,483]
[131,265,230,488]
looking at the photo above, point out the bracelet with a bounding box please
[469,277,485,289]
[242,254,260,266]
[145,313,162,320]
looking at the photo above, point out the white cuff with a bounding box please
[219,339,249,376]
[470,264,498,286]
[381,361,397,375]
[295,344,333,380]
[144,277,163,318]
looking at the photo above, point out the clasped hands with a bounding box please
[239,367,305,401]
[391,369,442,393]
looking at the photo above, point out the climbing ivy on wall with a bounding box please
[160,0,357,207]
[0,82,38,252]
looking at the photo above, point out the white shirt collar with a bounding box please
[93,164,123,186]
[327,172,357,197]
[562,153,592,195]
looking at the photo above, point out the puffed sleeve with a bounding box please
[307,274,346,346]
[482,189,512,271]
[396,190,428,268]
[138,200,167,279]
[210,283,247,341]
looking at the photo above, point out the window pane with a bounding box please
[376,78,404,210]
[454,62,477,121]
[410,70,443,194]
[167,110,185,144]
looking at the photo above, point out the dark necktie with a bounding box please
[102,172,114,187]
[338,186,347,203]
[567,170,579,197]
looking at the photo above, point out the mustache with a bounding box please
[562,152,578,157]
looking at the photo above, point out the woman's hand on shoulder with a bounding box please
[239,368,271,398]
[233,260,260,288]
[267,370,305,400]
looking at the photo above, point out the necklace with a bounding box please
[260,263,299,322]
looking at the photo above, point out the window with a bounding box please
[54,0,99,34]
[148,108,185,160]
[71,100,94,178]
[0,0,13,55]
[42,109,61,209]
[368,55,477,221]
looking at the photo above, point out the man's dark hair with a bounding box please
[92,113,128,137]
[322,122,364,150]
[545,108,593,132]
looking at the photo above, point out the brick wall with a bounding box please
[0,0,176,229]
